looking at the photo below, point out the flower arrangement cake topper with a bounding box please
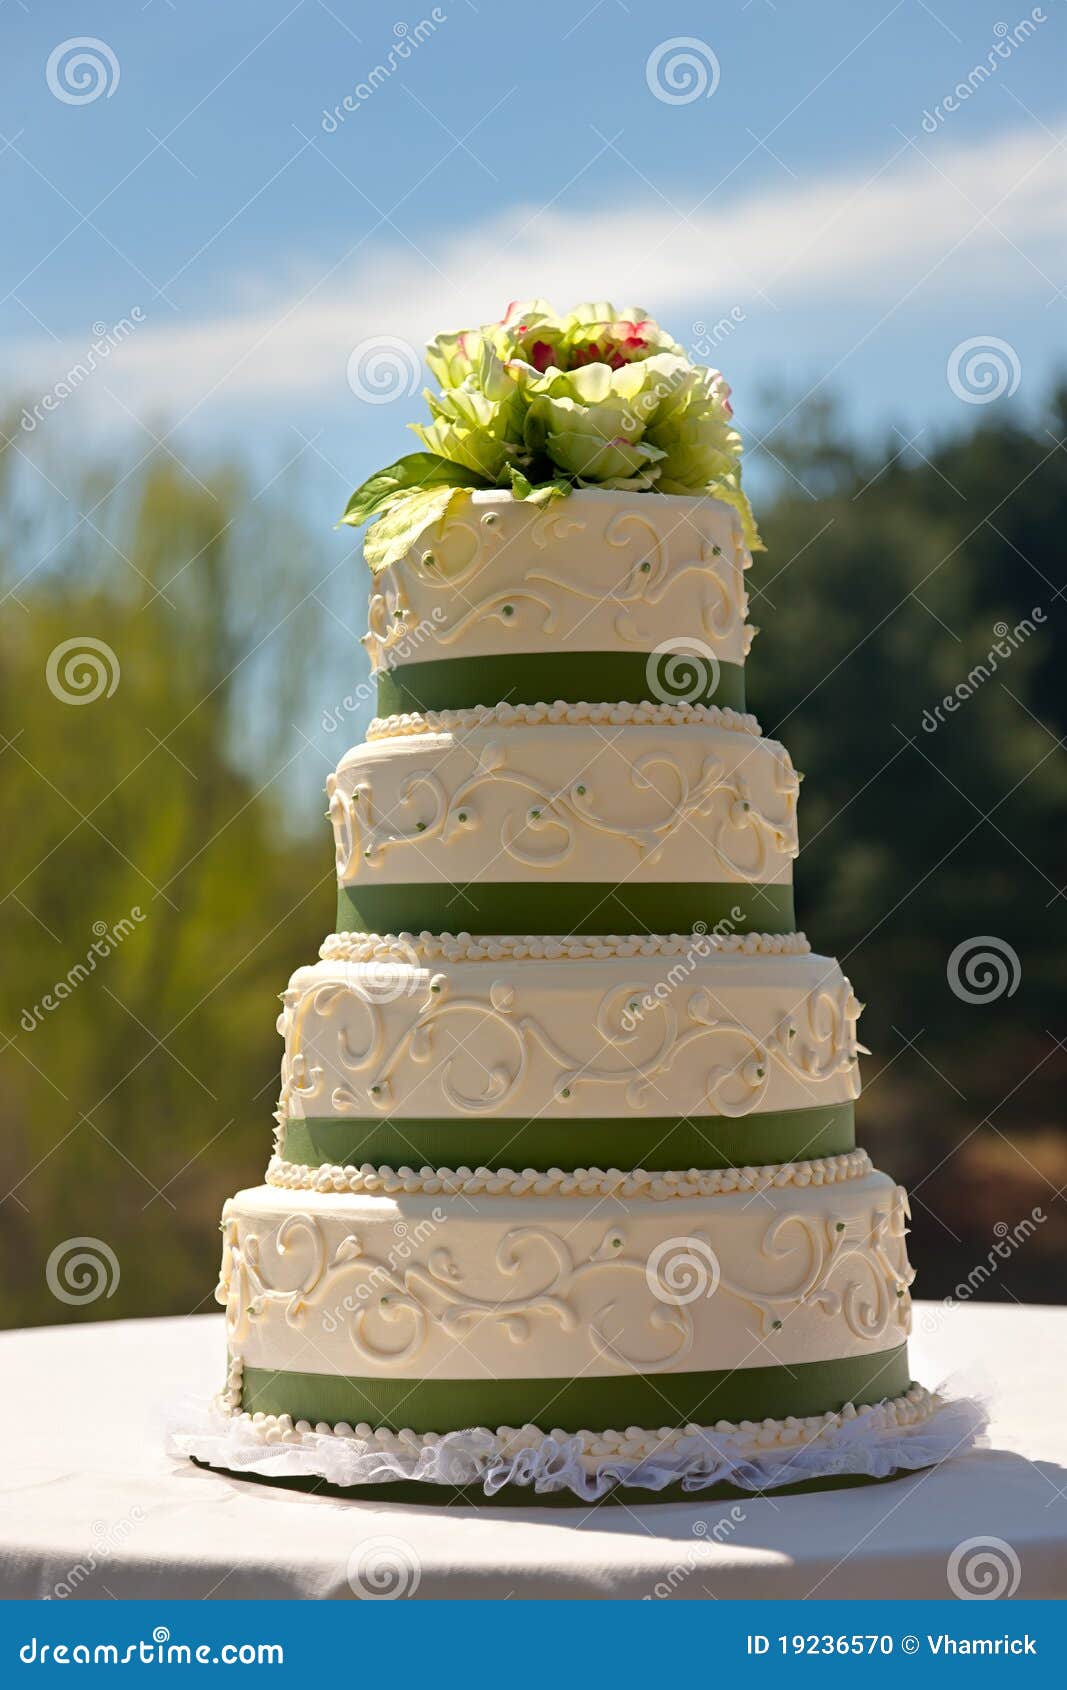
[343,299,760,570]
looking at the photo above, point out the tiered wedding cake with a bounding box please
[185,303,976,1501]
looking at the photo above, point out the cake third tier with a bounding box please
[271,932,863,1174]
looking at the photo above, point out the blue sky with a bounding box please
[3,0,1065,514]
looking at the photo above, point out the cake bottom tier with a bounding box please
[191,1175,983,1501]
[217,1172,915,1393]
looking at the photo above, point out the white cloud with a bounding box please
[7,122,1065,422]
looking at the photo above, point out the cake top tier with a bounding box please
[344,301,760,715]
[362,488,756,716]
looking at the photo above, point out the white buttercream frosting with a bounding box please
[318,929,812,963]
[275,950,863,1128]
[328,721,799,890]
[265,1149,872,1200]
[367,700,762,740]
[216,1174,914,1383]
[361,489,757,675]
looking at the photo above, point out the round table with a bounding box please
[1,1304,1064,1599]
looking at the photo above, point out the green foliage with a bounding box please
[340,451,483,529]
[0,427,336,1326]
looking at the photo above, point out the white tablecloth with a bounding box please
[1,1305,1064,1599]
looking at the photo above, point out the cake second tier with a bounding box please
[328,706,798,936]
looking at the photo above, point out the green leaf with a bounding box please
[707,479,764,553]
[362,485,472,573]
[341,453,480,529]
[507,466,573,506]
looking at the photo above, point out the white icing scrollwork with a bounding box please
[216,1184,913,1373]
[218,1209,692,1372]
[329,740,798,877]
[360,495,755,670]
[703,1185,915,1343]
[279,970,865,1120]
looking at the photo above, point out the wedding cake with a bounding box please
[182,303,979,1501]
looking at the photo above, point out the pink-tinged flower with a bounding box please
[347,298,760,571]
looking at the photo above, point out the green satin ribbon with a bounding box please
[280,1102,855,1174]
[376,652,746,717]
[337,881,796,937]
[240,1347,911,1433]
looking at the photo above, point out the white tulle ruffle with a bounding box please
[168,1389,986,1502]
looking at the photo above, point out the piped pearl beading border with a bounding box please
[220,1373,938,1462]
[366,699,762,740]
[319,929,812,964]
[265,1149,872,1200]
